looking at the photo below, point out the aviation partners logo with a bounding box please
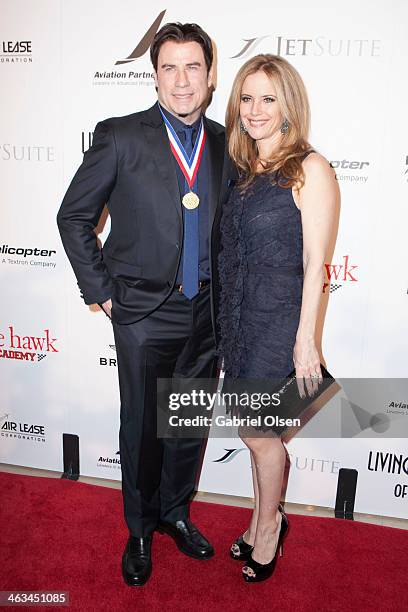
[93,10,166,86]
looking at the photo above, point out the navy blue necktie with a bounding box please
[179,126,199,299]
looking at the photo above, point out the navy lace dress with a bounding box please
[218,172,304,381]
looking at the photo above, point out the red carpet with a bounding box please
[0,471,406,612]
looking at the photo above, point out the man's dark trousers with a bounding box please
[112,283,216,537]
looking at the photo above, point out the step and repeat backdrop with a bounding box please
[1,0,407,519]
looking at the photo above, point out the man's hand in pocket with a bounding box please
[100,298,112,319]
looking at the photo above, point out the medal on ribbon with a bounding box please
[159,106,205,210]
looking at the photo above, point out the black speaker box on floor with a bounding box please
[62,433,80,480]
[335,468,358,519]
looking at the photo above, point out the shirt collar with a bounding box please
[158,103,202,134]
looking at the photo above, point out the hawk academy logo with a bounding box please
[93,10,166,85]
[323,255,358,294]
[231,34,381,60]
[0,325,59,364]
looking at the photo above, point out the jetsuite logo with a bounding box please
[0,144,55,162]
[93,10,166,86]
[213,449,246,463]
[287,453,341,474]
[214,448,341,474]
[0,40,33,63]
[231,34,381,60]
[0,326,59,364]
[1,413,46,443]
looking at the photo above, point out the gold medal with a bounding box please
[182,192,200,210]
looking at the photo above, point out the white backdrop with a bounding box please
[1,0,407,519]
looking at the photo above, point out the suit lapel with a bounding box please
[141,104,182,221]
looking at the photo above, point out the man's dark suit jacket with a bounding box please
[57,103,234,336]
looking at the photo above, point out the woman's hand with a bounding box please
[293,339,322,398]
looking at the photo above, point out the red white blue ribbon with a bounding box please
[159,106,206,190]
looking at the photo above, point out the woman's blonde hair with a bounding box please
[226,54,312,189]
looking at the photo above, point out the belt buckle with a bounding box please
[177,281,207,294]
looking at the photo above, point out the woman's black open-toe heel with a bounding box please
[230,504,285,561]
[230,533,254,561]
[242,510,289,583]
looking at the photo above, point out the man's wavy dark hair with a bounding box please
[150,22,213,73]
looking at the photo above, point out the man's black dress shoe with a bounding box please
[122,535,152,587]
[157,518,214,559]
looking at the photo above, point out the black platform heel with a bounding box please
[230,504,283,561]
[230,533,254,561]
[242,510,289,583]
[230,504,285,561]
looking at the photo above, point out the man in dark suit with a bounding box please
[57,23,231,586]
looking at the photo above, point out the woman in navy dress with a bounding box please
[218,55,338,583]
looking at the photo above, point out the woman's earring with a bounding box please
[240,120,248,134]
[280,118,289,134]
